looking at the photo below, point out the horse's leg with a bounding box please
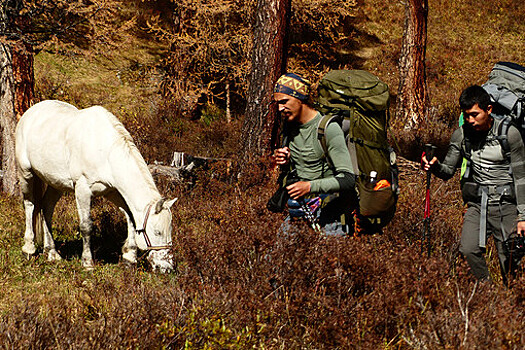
[74,179,94,269]
[20,174,37,257]
[105,192,137,264]
[41,186,63,261]
[120,208,138,264]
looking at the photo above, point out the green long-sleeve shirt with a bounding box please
[288,112,355,193]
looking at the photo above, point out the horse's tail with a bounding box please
[32,177,46,247]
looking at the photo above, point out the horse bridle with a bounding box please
[136,203,172,251]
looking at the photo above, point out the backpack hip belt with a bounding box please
[465,183,515,248]
[462,182,515,204]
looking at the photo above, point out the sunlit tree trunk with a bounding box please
[0,0,34,196]
[239,0,291,175]
[0,41,18,195]
[396,0,429,131]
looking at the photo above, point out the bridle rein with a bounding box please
[135,203,171,251]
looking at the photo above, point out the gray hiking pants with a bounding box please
[460,201,517,283]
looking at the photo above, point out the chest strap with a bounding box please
[462,116,512,180]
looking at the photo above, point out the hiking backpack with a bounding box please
[316,69,399,228]
[483,61,525,134]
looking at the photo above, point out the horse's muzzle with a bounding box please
[147,249,174,273]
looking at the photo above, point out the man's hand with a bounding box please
[421,153,438,171]
[273,147,291,166]
[286,181,311,199]
[517,221,525,237]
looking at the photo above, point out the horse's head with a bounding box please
[137,197,177,272]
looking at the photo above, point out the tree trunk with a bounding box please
[395,0,429,131]
[238,0,291,176]
[0,0,34,196]
[0,42,18,195]
[0,40,34,196]
[11,40,33,117]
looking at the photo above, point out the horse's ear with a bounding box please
[155,198,178,214]
[154,199,165,214]
[163,198,178,209]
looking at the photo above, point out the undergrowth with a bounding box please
[2,162,525,348]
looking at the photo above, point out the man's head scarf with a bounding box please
[274,73,311,101]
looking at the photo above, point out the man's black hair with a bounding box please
[459,85,492,111]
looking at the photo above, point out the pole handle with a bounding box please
[424,144,437,162]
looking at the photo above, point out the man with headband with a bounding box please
[273,73,357,235]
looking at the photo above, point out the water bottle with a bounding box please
[367,171,377,189]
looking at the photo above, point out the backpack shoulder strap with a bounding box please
[317,112,361,175]
[460,126,474,180]
[460,126,472,159]
[317,113,339,156]
[496,116,512,160]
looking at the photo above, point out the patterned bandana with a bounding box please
[274,73,311,101]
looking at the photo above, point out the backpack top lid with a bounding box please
[488,62,525,90]
[317,70,390,114]
[483,61,525,115]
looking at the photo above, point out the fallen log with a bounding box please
[170,151,231,169]
[148,164,186,183]
[148,151,232,183]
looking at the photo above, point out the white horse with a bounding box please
[15,100,177,272]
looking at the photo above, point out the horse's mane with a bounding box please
[101,108,159,194]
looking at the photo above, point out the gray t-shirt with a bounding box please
[432,116,525,220]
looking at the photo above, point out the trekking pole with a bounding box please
[299,198,322,233]
[423,144,437,257]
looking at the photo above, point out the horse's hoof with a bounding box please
[82,264,95,271]
[122,251,137,265]
[82,259,95,270]
[22,243,36,256]
[46,249,62,262]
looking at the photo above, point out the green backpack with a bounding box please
[316,69,399,227]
